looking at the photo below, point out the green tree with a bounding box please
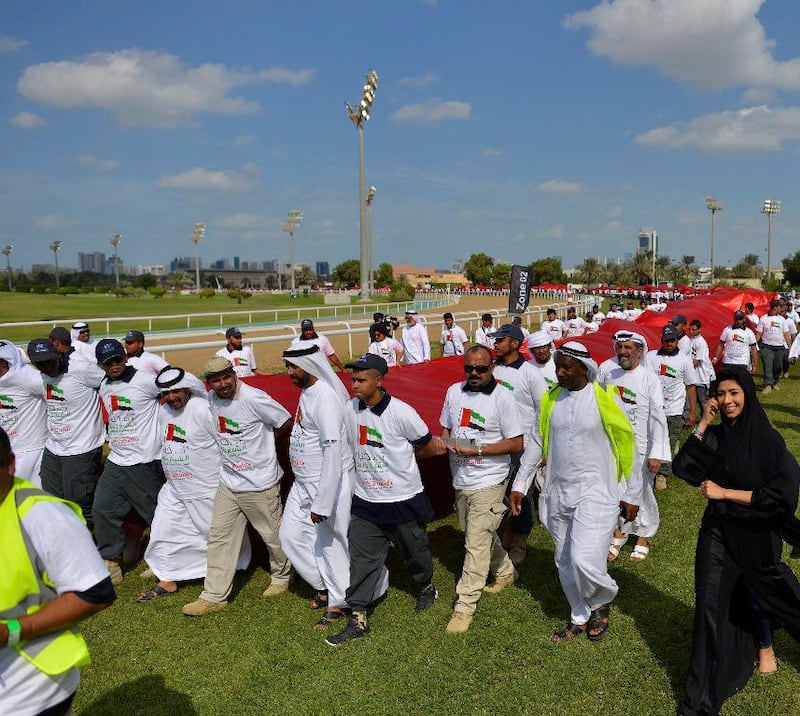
[575,257,606,287]
[389,276,415,302]
[148,286,167,299]
[198,288,216,299]
[731,253,762,278]
[374,262,394,288]
[138,273,157,289]
[491,262,512,288]
[530,257,565,284]
[782,250,800,287]
[332,259,361,288]
[464,253,494,286]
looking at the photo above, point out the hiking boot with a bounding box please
[415,584,438,613]
[325,612,369,646]
[104,559,123,586]
[507,532,528,566]
[182,598,227,617]
[762,385,773,395]
[263,581,290,597]
[484,569,518,593]
[445,610,473,634]
[654,475,667,491]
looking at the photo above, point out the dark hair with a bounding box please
[465,345,493,363]
[443,312,453,320]
[690,319,701,328]
[745,302,754,311]
[0,426,11,469]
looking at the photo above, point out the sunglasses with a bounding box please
[102,356,125,366]
[464,364,491,374]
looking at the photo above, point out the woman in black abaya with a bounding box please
[673,368,800,716]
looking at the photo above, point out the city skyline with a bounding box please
[2,1,800,274]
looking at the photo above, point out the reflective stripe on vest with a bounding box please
[0,478,92,675]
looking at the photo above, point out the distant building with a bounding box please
[169,256,201,272]
[233,256,240,270]
[31,263,56,274]
[78,251,106,273]
[210,258,231,270]
[129,264,167,277]
[315,261,330,279]
[391,263,468,288]
[637,228,657,255]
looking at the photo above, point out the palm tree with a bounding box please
[575,257,606,287]
[680,255,697,282]
[632,251,652,285]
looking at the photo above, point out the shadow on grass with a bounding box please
[427,523,467,580]
[79,675,197,715]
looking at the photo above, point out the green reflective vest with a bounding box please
[539,382,635,482]
[0,477,91,675]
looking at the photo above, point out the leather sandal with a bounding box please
[551,622,586,643]
[587,604,610,642]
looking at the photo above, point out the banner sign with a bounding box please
[508,264,531,314]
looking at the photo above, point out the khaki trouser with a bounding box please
[200,482,291,604]
[454,480,514,615]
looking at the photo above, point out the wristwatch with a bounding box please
[474,438,483,457]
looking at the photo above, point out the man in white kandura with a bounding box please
[511,342,635,643]
[138,367,251,603]
[280,344,376,630]
[401,310,431,364]
[597,331,669,563]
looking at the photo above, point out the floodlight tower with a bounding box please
[704,197,723,285]
[109,234,122,288]
[281,210,303,295]
[2,244,13,291]
[346,69,378,299]
[761,199,781,281]
[189,222,206,293]
[366,185,376,292]
[49,240,63,288]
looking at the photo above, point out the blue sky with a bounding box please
[2,0,799,274]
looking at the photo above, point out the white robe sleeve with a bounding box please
[512,426,543,495]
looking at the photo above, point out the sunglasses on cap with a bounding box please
[464,364,491,374]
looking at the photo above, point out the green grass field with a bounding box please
[72,381,800,716]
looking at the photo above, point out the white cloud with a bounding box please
[156,166,260,192]
[535,179,587,195]
[70,154,119,172]
[216,213,269,229]
[0,35,28,53]
[605,220,621,231]
[34,214,77,229]
[9,111,45,129]
[536,226,565,240]
[398,72,439,87]
[390,99,471,124]
[607,205,624,218]
[17,49,314,127]
[482,147,504,157]
[635,105,800,153]
[231,134,257,147]
[565,0,800,92]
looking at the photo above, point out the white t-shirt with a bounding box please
[440,325,468,356]
[744,312,759,332]
[678,334,692,358]
[127,350,169,376]
[564,317,589,338]
[440,381,523,491]
[41,361,106,456]
[474,325,496,350]
[290,334,336,357]
[209,382,291,492]
[718,326,757,365]
[541,319,565,342]
[70,341,97,364]
[215,345,257,377]
[624,308,642,321]
[368,337,404,367]
[493,359,547,438]
[606,309,625,320]
[688,334,715,386]
[288,380,353,515]
[529,356,557,389]
[350,394,430,503]
[757,314,791,347]
[0,364,47,454]
[158,395,221,497]
[591,311,605,325]
[0,499,109,716]
[646,350,693,417]
[100,368,162,465]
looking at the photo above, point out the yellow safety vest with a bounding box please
[0,478,91,675]
[539,382,635,482]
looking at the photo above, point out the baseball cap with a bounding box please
[200,356,234,379]
[733,310,745,319]
[27,338,58,363]
[662,324,678,340]
[225,327,242,338]
[48,327,71,343]
[488,324,524,341]
[671,315,687,325]
[124,330,145,343]
[95,338,126,364]
[345,353,388,375]
[300,319,314,329]
[511,316,522,325]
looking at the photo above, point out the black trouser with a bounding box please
[92,459,165,560]
[40,446,103,529]
[346,514,433,611]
